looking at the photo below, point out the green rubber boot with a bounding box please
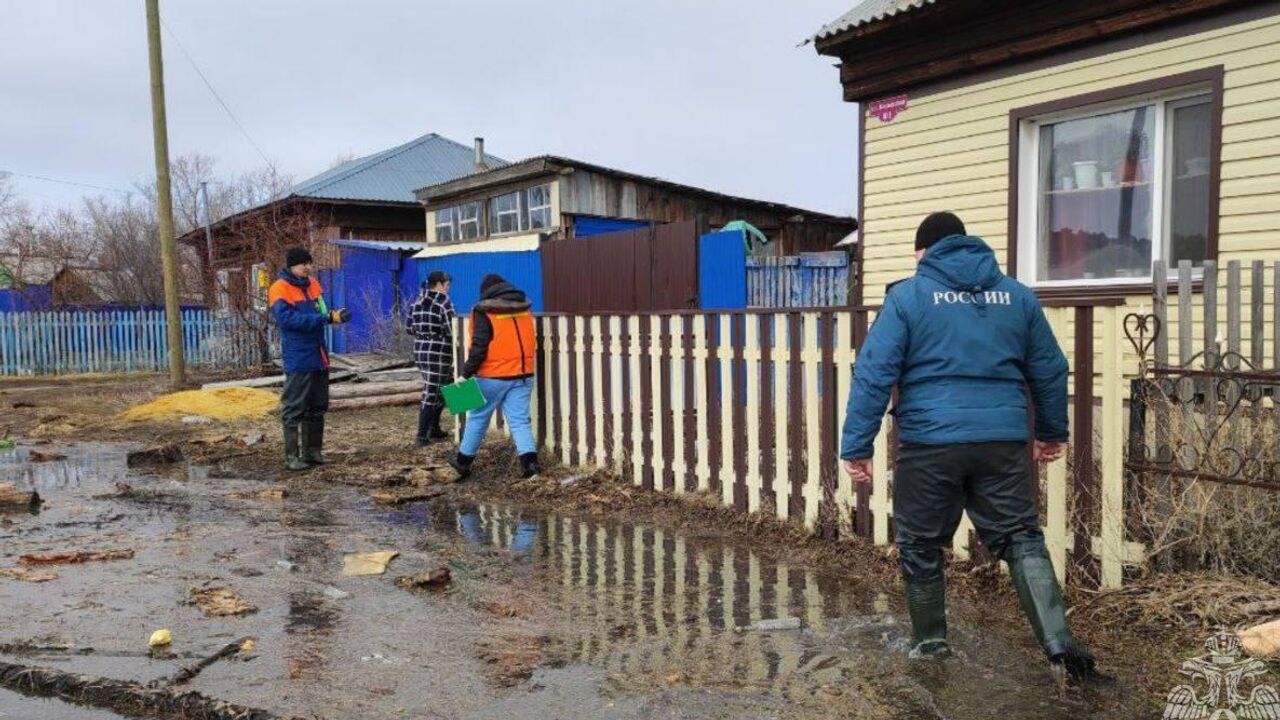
[904,578,951,659]
[302,418,326,465]
[283,425,308,471]
[1006,550,1073,656]
[1006,548,1104,682]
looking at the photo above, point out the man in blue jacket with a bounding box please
[841,212,1099,680]
[268,247,350,471]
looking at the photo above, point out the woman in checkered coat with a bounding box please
[406,271,456,446]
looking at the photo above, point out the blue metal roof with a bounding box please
[290,133,508,204]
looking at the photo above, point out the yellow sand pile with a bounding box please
[120,387,278,423]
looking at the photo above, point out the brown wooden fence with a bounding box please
[541,221,699,312]
[458,300,1138,588]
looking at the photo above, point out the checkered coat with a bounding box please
[406,288,456,408]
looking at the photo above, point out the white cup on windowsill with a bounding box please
[1073,161,1100,189]
[1101,171,1115,186]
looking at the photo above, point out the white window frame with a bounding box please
[1016,85,1211,288]
[434,206,457,244]
[457,201,481,240]
[524,184,552,230]
[489,191,523,236]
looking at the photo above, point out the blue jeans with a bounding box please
[460,377,536,457]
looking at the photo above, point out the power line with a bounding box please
[0,170,134,196]
[159,16,274,169]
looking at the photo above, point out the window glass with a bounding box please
[1037,105,1154,282]
[525,184,552,229]
[489,191,522,234]
[457,201,481,240]
[435,206,456,244]
[1168,100,1212,267]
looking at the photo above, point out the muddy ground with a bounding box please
[1,374,1275,719]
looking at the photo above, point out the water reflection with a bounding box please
[0,444,129,491]
[428,500,879,699]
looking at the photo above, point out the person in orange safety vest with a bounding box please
[448,273,538,480]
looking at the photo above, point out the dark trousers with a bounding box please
[281,370,329,428]
[893,441,1043,584]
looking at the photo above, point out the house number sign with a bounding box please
[868,95,909,123]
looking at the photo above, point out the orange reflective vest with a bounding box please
[470,309,535,378]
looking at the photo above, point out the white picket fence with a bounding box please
[495,304,1138,588]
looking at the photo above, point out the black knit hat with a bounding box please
[427,270,451,287]
[479,273,506,294]
[285,247,313,268]
[915,212,967,251]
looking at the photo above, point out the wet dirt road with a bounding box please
[0,443,1144,719]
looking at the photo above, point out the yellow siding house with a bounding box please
[814,0,1279,314]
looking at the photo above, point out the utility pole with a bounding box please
[145,0,186,388]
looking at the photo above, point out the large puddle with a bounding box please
[0,443,1140,719]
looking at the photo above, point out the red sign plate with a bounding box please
[868,95,909,123]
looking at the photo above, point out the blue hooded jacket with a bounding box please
[840,235,1068,459]
[267,269,331,373]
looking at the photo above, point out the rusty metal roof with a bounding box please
[814,0,937,41]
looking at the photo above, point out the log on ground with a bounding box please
[329,392,421,411]
[0,482,40,510]
[0,659,298,720]
[328,381,422,400]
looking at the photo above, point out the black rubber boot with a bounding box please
[1006,546,1107,682]
[283,424,308,471]
[449,452,475,481]
[415,405,432,448]
[428,404,448,440]
[302,418,326,465]
[904,578,951,659]
[519,452,540,479]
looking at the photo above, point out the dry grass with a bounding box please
[1131,388,1280,582]
[1077,571,1280,632]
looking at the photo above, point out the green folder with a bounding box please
[441,378,486,415]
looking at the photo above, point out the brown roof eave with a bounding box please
[176,195,420,245]
[414,158,559,204]
[418,154,856,223]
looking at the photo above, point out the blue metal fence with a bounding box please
[698,229,748,309]
[746,252,850,308]
[0,309,258,376]
[411,250,544,316]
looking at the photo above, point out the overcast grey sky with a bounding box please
[1,0,858,216]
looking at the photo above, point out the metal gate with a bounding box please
[1125,259,1280,491]
[541,221,698,312]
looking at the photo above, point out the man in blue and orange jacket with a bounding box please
[268,247,350,471]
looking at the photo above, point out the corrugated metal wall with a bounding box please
[0,286,54,313]
[410,251,544,316]
[572,215,650,237]
[698,230,747,309]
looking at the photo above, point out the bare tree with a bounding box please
[212,196,320,365]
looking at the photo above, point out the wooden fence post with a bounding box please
[803,312,822,529]
[1044,307,1069,583]
[743,314,762,513]
[771,313,790,517]
[716,315,735,507]
[1099,305,1125,589]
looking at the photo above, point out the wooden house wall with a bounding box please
[859,12,1280,305]
[556,169,852,254]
